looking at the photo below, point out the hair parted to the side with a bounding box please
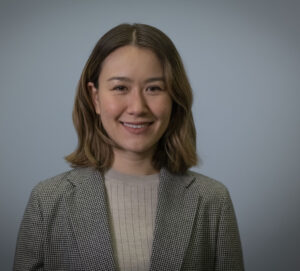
[65,23,198,174]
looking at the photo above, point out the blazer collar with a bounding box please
[64,167,197,271]
[64,167,117,271]
[149,168,198,271]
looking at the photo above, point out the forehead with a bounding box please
[99,45,164,80]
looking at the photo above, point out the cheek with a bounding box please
[152,105,172,128]
[155,98,172,119]
[98,97,124,117]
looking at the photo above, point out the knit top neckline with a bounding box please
[104,168,159,184]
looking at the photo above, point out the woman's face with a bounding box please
[89,45,172,159]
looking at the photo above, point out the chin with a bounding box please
[119,144,155,155]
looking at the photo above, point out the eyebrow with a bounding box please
[107,76,165,83]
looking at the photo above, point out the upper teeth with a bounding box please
[123,122,148,128]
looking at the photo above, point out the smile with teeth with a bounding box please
[121,122,152,129]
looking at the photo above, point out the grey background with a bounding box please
[1,0,299,270]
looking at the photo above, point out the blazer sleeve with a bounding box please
[14,187,44,271]
[215,188,244,271]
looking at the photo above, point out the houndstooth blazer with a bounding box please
[14,167,244,271]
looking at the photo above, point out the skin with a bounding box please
[88,45,172,175]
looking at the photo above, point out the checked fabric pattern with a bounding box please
[14,167,244,270]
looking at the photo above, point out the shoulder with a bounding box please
[186,170,231,204]
[187,170,228,193]
[31,167,97,203]
[33,169,73,196]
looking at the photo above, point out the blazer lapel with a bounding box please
[64,168,117,271]
[149,168,198,271]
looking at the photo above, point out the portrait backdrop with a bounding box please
[0,0,299,270]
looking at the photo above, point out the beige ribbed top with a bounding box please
[104,169,159,271]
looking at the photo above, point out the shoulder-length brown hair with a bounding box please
[65,23,198,174]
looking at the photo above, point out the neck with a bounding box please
[112,149,158,176]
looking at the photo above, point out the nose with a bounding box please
[127,89,148,116]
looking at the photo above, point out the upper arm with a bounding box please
[14,188,44,271]
[215,188,244,271]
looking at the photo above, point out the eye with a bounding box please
[112,85,127,91]
[146,85,162,92]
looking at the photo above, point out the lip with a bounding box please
[120,121,153,134]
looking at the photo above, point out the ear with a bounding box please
[88,82,101,115]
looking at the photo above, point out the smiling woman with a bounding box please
[88,45,173,174]
[14,24,244,271]
[66,23,197,175]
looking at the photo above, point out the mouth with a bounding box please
[120,121,153,133]
[121,122,152,128]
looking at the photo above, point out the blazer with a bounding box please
[14,167,244,271]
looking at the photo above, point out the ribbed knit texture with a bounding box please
[104,169,159,271]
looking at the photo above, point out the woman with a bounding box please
[14,23,244,271]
